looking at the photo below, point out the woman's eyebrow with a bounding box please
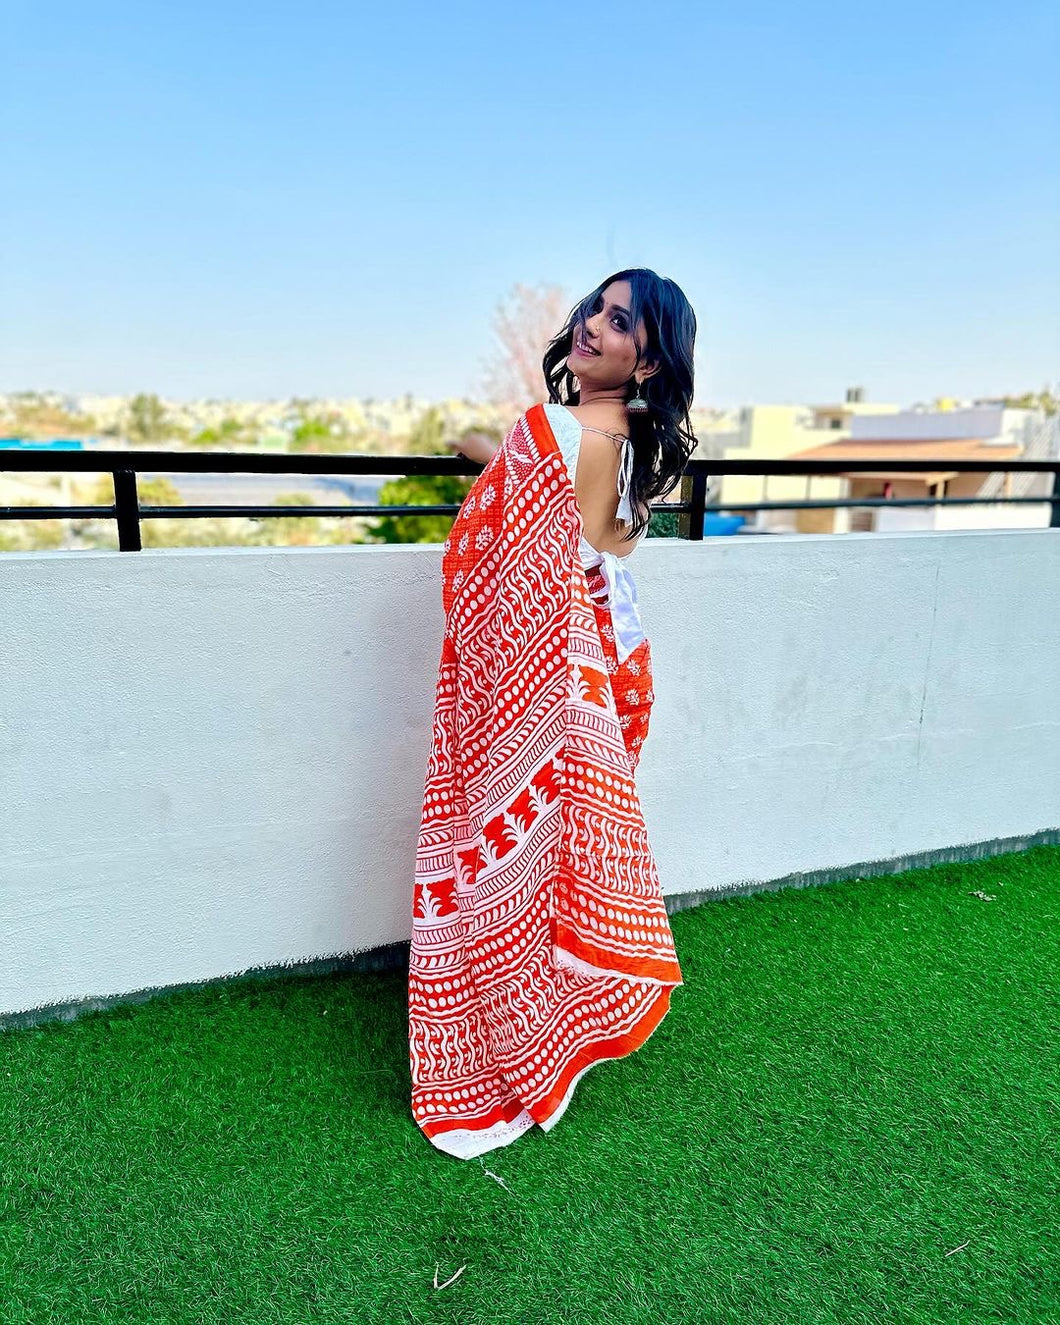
[606,302,631,316]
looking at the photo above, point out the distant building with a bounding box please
[786,406,1057,533]
[693,388,902,535]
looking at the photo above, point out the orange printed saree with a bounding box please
[408,402,682,1158]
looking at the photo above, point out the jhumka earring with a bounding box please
[627,378,649,413]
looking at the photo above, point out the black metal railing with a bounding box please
[2,448,1058,550]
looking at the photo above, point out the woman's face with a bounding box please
[566,279,653,389]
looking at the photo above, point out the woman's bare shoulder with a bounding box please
[571,426,624,512]
[557,402,625,431]
[574,424,623,470]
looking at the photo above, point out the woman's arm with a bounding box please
[447,431,501,466]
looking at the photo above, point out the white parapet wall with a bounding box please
[2,529,1059,1019]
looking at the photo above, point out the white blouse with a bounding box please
[543,403,648,665]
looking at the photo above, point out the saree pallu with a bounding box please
[409,403,682,1159]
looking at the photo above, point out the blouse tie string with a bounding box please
[615,438,635,527]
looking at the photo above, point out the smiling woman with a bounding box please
[409,269,699,1158]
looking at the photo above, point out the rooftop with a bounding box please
[785,437,1027,485]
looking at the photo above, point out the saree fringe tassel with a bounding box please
[409,404,682,1159]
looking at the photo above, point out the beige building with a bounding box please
[693,388,901,534]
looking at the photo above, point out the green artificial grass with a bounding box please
[2,845,1058,1324]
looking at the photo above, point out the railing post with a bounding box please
[112,470,142,551]
[688,470,707,541]
[677,470,708,541]
[677,473,691,540]
[1051,468,1060,528]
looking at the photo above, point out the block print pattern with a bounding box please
[409,404,682,1159]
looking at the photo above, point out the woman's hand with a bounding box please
[447,432,500,466]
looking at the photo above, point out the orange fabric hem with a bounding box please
[528,982,675,1126]
[421,1095,526,1142]
[553,921,684,986]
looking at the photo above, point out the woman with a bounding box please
[409,268,698,1158]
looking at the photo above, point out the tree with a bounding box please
[646,507,680,539]
[481,282,571,408]
[363,409,503,544]
[9,392,96,440]
[250,492,325,547]
[189,416,255,449]
[0,506,65,551]
[366,474,476,545]
[78,474,192,547]
[126,393,171,444]
[289,416,332,451]
[289,410,354,453]
[87,474,182,508]
[1001,388,1058,415]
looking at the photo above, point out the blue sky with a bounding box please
[3,0,1057,408]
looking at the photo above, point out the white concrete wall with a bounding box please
[3,530,1059,1017]
[876,502,1055,533]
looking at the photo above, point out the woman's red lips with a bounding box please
[574,333,599,357]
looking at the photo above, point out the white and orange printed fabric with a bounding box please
[409,403,682,1158]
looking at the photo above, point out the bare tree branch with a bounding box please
[480,283,571,410]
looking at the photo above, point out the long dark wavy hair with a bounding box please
[541,267,698,543]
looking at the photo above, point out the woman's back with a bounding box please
[541,403,648,560]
